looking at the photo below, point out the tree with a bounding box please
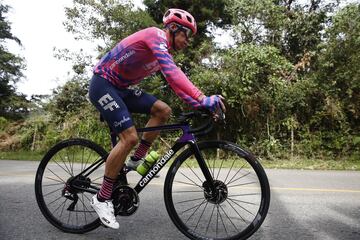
[143,0,232,70]
[64,0,156,53]
[312,3,360,133]
[0,3,28,119]
[227,0,339,63]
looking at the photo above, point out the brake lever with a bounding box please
[216,106,226,124]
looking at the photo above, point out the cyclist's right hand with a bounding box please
[200,95,226,113]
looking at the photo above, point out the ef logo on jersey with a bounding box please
[98,93,120,111]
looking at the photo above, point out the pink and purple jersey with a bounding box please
[93,27,203,107]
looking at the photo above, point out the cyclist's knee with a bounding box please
[161,105,172,121]
[119,127,138,148]
[151,101,172,122]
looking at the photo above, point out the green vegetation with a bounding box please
[0,1,359,169]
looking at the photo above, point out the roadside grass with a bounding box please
[1,151,359,171]
[0,151,45,161]
[260,157,360,171]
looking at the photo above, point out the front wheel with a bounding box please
[164,141,270,240]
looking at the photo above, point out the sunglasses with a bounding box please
[176,24,193,39]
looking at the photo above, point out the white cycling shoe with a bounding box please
[91,195,119,229]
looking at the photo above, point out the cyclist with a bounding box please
[88,8,225,229]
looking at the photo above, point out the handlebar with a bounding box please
[177,108,226,137]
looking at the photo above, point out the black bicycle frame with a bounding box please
[71,122,216,194]
[134,123,214,193]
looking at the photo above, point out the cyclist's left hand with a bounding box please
[213,95,226,122]
[199,95,226,121]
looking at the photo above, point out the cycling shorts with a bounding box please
[88,74,157,134]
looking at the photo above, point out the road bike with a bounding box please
[35,109,270,240]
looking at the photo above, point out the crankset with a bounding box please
[112,185,139,216]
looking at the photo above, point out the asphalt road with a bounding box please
[0,160,359,240]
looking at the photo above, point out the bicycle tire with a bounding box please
[164,141,270,240]
[34,138,107,233]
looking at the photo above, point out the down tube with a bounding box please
[134,142,186,193]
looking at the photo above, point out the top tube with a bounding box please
[136,123,195,143]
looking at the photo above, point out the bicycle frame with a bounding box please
[70,121,215,195]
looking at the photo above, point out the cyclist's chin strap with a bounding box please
[172,32,177,51]
[167,26,179,52]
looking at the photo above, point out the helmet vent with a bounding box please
[164,11,170,17]
[186,16,192,23]
[174,13,182,19]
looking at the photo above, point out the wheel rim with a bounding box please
[167,143,269,239]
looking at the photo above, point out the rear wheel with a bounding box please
[35,138,107,233]
[164,141,270,240]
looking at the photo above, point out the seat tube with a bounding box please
[188,141,215,189]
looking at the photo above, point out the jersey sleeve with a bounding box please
[144,28,203,107]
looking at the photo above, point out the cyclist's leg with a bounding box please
[89,75,139,178]
[123,89,171,157]
[88,75,139,228]
[143,100,172,142]
[105,127,138,178]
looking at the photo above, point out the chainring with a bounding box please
[112,185,139,216]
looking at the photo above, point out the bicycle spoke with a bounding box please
[216,205,219,238]
[46,168,67,184]
[194,201,209,231]
[82,192,92,202]
[225,199,247,223]
[67,206,71,224]
[226,166,248,185]
[212,156,216,180]
[52,158,73,176]
[176,196,206,205]
[82,148,94,172]
[227,171,251,186]
[223,159,236,184]
[47,195,64,206]
[185,199,207,224]
[174,180,203,189]
[44,176,64,184]
[217,205,229,237]
[59,198,68,218]
[81,194,87,225]
[219,203,239,233]
[92,175,103,183]
[184,162,204,184]
[66,148,74,176]
[216,157,225,180]
[205,204,216,235]
[228,198,255,216]
[227,197,257,206]
[179,200,207,215]
[179,171,204,190]
[228,193,260,197]
[227,181,256,188]
[75,200,79,226]
[43,182,64,187]
[43,186,65,197]
[54,198,67,216]
[173,190,204,193]
[57,151,72,177]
